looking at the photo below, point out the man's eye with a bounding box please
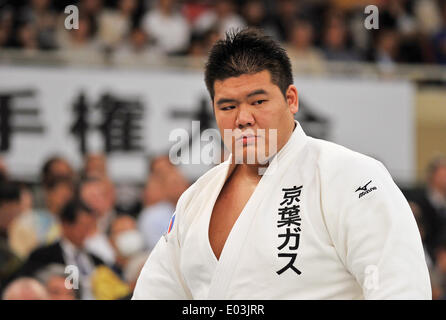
[253,100,266,105]
[221,106,235,111]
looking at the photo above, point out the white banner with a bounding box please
[0,66,415,185]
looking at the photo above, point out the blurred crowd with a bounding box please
[0,151,446,299]
[406,156,446,300]
[0,153,189,299]
[1,0,446,66]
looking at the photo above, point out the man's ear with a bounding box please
[286,85,298,114]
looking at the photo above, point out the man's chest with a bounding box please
[208,175,259,260]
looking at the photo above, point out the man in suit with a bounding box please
[14,199,105,299]
[414,157,446,261]
[0,181,23,293]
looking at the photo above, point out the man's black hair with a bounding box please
[204,28,293,101]
[41,156,70,187]
[60,198,94,225]
[44,175,74,192]
[0,181,20,206]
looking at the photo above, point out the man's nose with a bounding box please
[235,105,255,129]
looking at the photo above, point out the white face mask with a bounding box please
[115,230,145,258]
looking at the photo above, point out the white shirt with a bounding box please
[84,232,116,266]
[141,9,190,54]
[133,121,431,300]
[60,239,96,300]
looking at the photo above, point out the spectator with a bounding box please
[9,156,75,257]
[35,263,76,300]
[57,14,103,64]
[372,28,400,71]
[0,181,23,292]
[113,27,161,65]
[379,0,417,36]
[193,0,246,39]
[97,0,138,50]
[430,239,446,299]
[413,156,446,261]
[141,0,191,55]
[432,1,446,64]
[414,0,442,36]
[0,7,14,49]
[137,171,172,250]
[82,153,108,179]
[321,12,361,61]
[285,19,325,72]
[35,176,75,245]
[138,155,189,250]
[79,0,104,19]
[18,0,58,50]
[14,199,104,300]
[269,0,299,42]
[8,184,39,259]
[40,156,75,187]
[187,26,220,58]
[80,176,116,232]
[241,0,265,29]
[2,277,49,300]
[108,215,145,278]
[409,200,440,299]
[409,200,433,267]
[80,177,117,265]
[16,23,39,52]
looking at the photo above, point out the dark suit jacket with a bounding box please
[15,241,105,278]
[6,241,105,299]
[413,191,446,261]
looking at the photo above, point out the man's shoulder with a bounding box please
[306,137,394,201]
[308,137,385,175]
[28,241,62,259]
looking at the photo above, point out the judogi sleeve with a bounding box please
[132,188,194,300]
[322,155,432,299]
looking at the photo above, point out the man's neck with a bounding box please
[234,163,265,183]
[62,236,82,251]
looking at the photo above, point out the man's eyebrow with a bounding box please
[216,98,239,106]
[246,89,267,98]
[215,89,268,106]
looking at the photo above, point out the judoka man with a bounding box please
[133,28,432,299]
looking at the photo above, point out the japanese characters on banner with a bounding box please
[0,66,415,185]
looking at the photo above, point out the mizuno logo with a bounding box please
[355,180,377,198]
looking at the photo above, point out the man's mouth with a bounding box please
[236,135,258,144]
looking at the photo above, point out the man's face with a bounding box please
[46,276,75,300]
[62,211,95,248]
[80,181,112,217]
[213,70,298,164]
[48,183,74,214]
[51,160,73,178]
[0,201,22,230]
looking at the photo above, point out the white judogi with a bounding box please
[133,121,431,300]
